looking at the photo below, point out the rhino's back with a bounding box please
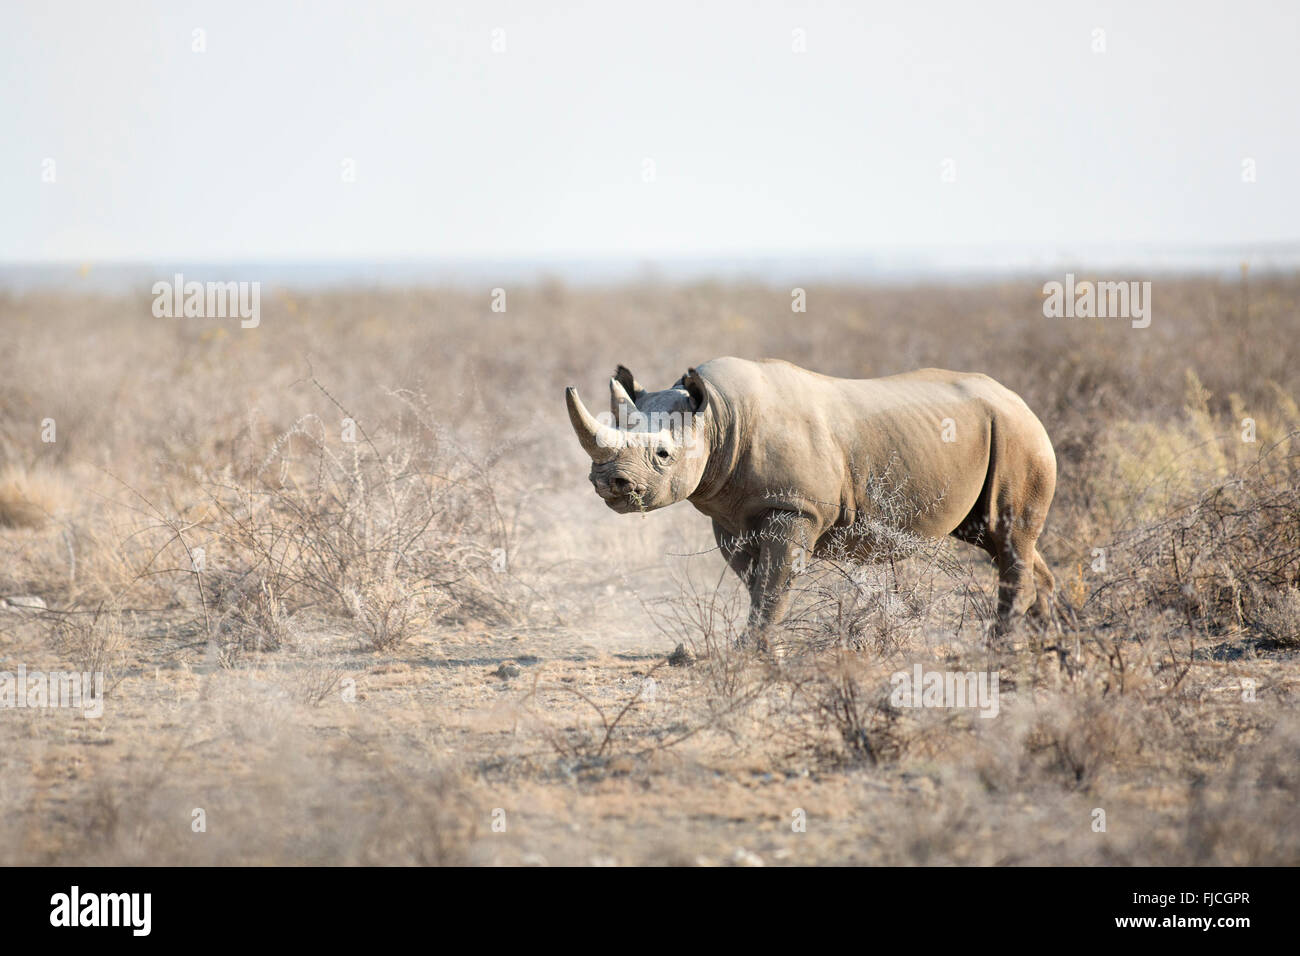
[698,357,1030,432]
[694,357,1052,540]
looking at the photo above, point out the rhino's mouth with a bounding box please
[601,492,645,513]
[595,487,653,513]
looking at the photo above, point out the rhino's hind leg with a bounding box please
[1029,550,1056,621]
[993,543,1038,636]
[969,411,1057,636]
[952,501,1042,635]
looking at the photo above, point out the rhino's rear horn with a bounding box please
[566,387,622,462]
[609,376,640,421]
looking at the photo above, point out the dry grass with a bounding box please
[0,465,72,529]
[0,274,1297,865]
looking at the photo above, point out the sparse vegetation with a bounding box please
[0,276,1297,864]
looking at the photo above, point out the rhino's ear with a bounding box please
[683,367,710,413]
[614,365,644,403]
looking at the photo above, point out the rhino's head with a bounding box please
[565,364,713,514]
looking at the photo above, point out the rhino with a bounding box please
[565,357,1057,639]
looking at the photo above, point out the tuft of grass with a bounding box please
[0,466,70,529]
[54,609,130,692]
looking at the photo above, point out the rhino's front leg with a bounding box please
[712,520,755,586]
[742,510,818,648]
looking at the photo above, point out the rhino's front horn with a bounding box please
[566,387,623,462]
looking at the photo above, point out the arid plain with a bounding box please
[1,275,1297,864]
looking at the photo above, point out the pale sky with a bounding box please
[2,0,1296,262]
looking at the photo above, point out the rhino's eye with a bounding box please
[656,447,671,461]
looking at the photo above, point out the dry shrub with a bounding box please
[1251,587,1300,648]
[768,527,984,765]
[54,610,130,691]
[287,655,351,707]
[1087,427,1300,639]
[777,648,895,765]
[343,569,432,651]
[655,562,766,738]
[196,383,526,650]
[1019,674,1148,790]
[650,539,973,767]
[209,574,299,664]
[786,518,991,654]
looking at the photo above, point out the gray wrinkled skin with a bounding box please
[565,357,1058,641]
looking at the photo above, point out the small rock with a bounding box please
[2,595,47,612]
[492,662,521,679]
[730,848,765,867]
[667,643,695,667]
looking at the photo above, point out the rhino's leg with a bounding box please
[1029,550,1056,621]
[993,543,1037,635]
[952,509,1032,634]
[991,505,1059,634]
[954,411,1056,635]
[712,520,756,587]
[741,510,817,647]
